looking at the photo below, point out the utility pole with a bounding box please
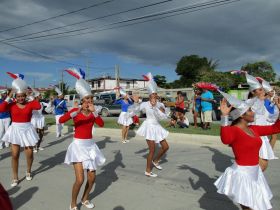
[115,64,120,87]
[61,70,64,93]
[86,57,92,80]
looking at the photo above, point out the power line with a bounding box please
[6,0,240,43]
[0,0,175,43]
[0,0,117,33]
[0,41,101,69]
[0,0,240,67]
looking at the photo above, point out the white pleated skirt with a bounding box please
[136,119,169,143]
[64,138,106,171]
[259,136,278,160]
[118,112,133,126]
[31,115,45,129]
[2,122,39,147]
[214,163,273,210]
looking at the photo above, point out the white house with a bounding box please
[87,76,147,92]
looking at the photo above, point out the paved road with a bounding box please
[0,129,279,210]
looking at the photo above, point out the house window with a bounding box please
[98,81,101,88]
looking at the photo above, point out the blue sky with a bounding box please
[0,51,178,88]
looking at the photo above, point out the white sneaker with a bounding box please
[81,200,95,209]
[5,143,10,148]
[38,147,44,151]
[26,172,32,181]
[121,140,127,144]
[152,161,163,170]
[69,205,78,210]
[11,179,19,187]
[145,171,157,178]
[33,149,38,153]
[125,139,130,143]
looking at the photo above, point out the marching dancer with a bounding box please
[215,91,280,210]
[61,68,106,210]
[114,88,134,143]
[53,87,67,138]
[245,74,278,171]
[30,89,48,153]
[0,73,41,187]
[258,78,279,149]
[0,89,11,149]
[136,72,169,178]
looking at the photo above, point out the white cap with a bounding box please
[65,68,92,99]
[6,72,28,94]
[31,88,40,97]
[261,79,273,92]
[54,87,63,96]
[143,72,158,95]
[219,90,250,120]
[245,73,262,91]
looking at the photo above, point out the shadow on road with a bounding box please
[134,145,168,165]
[178,164,239,210]
[33,150,66,176]
[90,150,125,200]
[202,146,234,173]
[43,133,72,149]
[96,136,116,150]
[113,206,125,210]
[11,186,39,210]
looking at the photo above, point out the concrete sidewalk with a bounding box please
[0,129,279,210]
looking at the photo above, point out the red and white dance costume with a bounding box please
[31,102,48,129]
[215,115,280,210]
[0,100,41,147]
[59,108,106,171]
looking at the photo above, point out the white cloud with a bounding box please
[0,0,280,71]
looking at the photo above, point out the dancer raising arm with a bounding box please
[136,72,169,178]
[215,91,280,210]
[0,73,41,187]
[61,68,106,210]
[245,73,278,171]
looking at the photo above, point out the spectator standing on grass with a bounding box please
[200,88,215,130]
[192,89,202,128]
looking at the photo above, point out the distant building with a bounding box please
[87,76,147,92]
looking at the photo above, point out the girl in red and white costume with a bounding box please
[61,68,106,210]
[0,73,41,187]
[215,91,280,210]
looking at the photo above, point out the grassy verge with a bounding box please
[45,118,220,136]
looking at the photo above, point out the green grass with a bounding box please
[45,117,220,136]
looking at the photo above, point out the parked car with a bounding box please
[94,92,121,117]
[160,97,176,108]
[64,94,80,108]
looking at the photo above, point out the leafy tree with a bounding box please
[175,55,218,86]
[242,61,276,82]
[154,75,167,88]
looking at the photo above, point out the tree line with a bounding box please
[155,54,277,91]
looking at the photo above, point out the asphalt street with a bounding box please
[0,128,279,210]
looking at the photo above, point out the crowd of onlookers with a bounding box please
[167,89,216,130]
